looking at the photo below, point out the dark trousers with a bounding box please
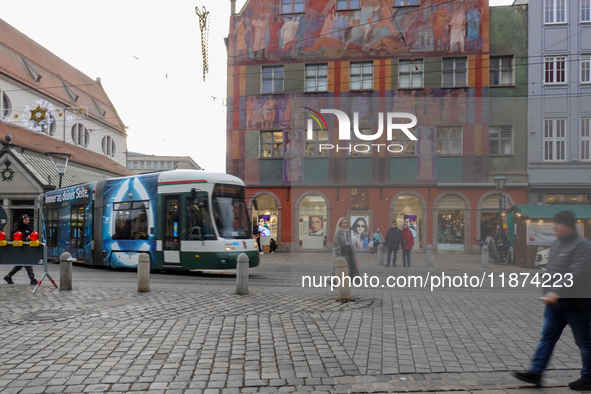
[402,249,411,266]
[7,265,35,279]
[530,305,591,379]
[386,248,398,266]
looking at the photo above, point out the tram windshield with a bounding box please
[212,184,250,239]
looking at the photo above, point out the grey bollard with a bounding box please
[236,253,249,295]
[138,253,150,292]
[59,252,72,291]
[481,245,489,268]
[426,244,434,267]
[377,243,384,266]
[334,257,351,302]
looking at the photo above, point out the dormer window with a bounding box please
[21,57,42,83]
[92,98,107,117]
[63,82,79,102]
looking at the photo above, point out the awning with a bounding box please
[509,205,591,220]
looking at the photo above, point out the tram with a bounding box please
[38,170,259,270]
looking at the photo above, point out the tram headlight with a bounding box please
[225,242,235,251]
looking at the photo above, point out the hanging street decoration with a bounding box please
[1,99,88,133]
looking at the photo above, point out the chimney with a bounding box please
[231,0,236,15]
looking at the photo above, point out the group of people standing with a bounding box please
[332,219,415,279]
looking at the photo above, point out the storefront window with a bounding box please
[299,195,327,250]
[252,195,279,247]
[437,195,466,251]
[480,194,513,240]
[393,194,423,250]
[546,194,589,205]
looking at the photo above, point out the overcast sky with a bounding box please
[1,0,514,173]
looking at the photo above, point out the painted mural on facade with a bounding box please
[230,0,486,61]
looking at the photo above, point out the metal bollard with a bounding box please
[59,252,72,291]
[236,253,249,295]
[334,257,351,302]
[481,245,489,268]
[138,253,150,292]
[377,243,384,266]
[426,244,434,267]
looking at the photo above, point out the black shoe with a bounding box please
[569,377,591,391]
[512,371,542,386]
[30,279,38,286]
[4,275,14,284]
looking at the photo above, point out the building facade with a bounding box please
[0,18,132,228]
[126,152,201,174]
[527,0,591,205]
[227,0,529,253]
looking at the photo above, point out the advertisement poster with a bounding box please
[404,215,419,238]
[257,215,271,237]
[350,214,370,251]
[526,222,583,245]
[307,215,324,236]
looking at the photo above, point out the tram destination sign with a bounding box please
[44,184,91,205]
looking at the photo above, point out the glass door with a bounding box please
[163,195,181,265]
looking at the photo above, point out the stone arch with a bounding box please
[248,190,282,246]
[294,190,331,252]
[432,190,472,253]
[475,190,516,242]
[389,190,428,252]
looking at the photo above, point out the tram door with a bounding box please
[163,195,181,265]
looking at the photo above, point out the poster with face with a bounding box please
[308,215,324,236]
[350,215,370,251]
[258,215,271,236]
[404,215,418,238]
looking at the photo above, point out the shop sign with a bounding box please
[482,195,511,209]
[438,243,465,251]
[438,195,466,209]
[526,222,583,245]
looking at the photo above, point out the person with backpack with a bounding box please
[3,214,38,285]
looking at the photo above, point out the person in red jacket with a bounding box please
[401,223,415,267]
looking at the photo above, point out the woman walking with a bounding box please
[401,223,415,267]
[331,217,360,278]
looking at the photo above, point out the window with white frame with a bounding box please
[282,0,304,13]
[545,56,567,84]
[133,161,138,169]
[399,59,423,89]
[336,0,360,10]
[140,161,145,169]
[582,118,591,160]
[545,0,566,24]
[581,55,591,83]
[394,0,419,6]
[154,161,159,169]
[102,136,116,157]
[305,129,329,157]
[1,92,10,118]
[71,123,89,147]
[390,129,416,155]
[544,118,567,161]
[442,57,467,87]
[436,126,462,155]
[305,64,328,92]
[489,126,513,155]
[349,129,373,156]
[262,66,284,94]
[261,131,284,158]
[489,56,514,86]
[583,0,591,21]
[350,61,373,91]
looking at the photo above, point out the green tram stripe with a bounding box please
[157,180,208,186]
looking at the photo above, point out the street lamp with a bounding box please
[493,174,508,238]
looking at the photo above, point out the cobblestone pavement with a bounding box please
[0,252,585,393]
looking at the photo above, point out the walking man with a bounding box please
[4,214,38,285]
[512,210,591,390]
[385,221,403,267]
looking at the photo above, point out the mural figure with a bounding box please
[252,15,268,57]
[429,5,451,51]
[466,8,481,49]
[449,7,466,52]
[305,11,342,52]
[417,127,435,182]
[234,19,249,60]
[284,129,304,183]
[280,16,300,57]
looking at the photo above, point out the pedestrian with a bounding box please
[331,217,360,279]
[370,227,383,254]
[385,221,403,267]
[401,223,414,267]
[512,210,591,390]
[252,225,263,254]
[269,238,278,253]
[4,214,38,285]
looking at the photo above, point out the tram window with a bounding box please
[71,204,85,249]
[113,200,149,240]
[186,195,215,240]
[44,208,59,247]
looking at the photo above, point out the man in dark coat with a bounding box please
[385,221,403,267]
[3,214,37,285]
[513,210,591,390]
